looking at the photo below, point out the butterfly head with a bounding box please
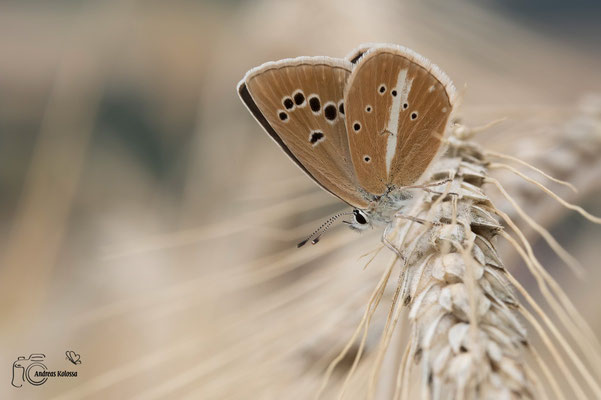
[348,209,371,231]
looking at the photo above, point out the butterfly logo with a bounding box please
[238,43,456,246]
[65,351,81,365]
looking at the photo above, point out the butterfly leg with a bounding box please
[394,213,442,226]
[405,180,462,198]
[422,187,460,197]
[402,178,452,190]
[402,178,460,197]
[381,223,406,262]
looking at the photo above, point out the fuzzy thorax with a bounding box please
[347,188,414,231]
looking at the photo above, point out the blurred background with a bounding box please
[1,0,600,398]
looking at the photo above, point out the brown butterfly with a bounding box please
[237,44,456,246]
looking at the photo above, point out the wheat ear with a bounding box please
[356,116,601,398]
[375,136,533,399]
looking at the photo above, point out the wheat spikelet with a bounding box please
[372,135,533,399]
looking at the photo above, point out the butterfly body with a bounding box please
[370,188,415,224]
[238,44,455,237]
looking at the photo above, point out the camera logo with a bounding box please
[11,354,48,387]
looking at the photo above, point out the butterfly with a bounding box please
[65,350,81,365]
[237,44,456,246]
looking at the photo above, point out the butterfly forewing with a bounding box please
[238,57,369,208]
[344,45,456,193]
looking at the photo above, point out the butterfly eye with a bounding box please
[410,111,418,120]
[378,84,387,94]
[363,155,371,163]
[365,105,372,113]
[391,90,397,97]
[353,122,361,132]
[353,209,368,225]
[403,102,409,110]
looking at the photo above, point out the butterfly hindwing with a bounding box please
[344,45,456,194]
[345,43,372,64]
[238,57,369,208]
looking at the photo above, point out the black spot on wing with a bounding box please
[294,91,305,106]
[309,96,321,113]
[309,131,324,145]
[283,97,294,110]
[324,104,337,121]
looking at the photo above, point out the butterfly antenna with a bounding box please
[311,216,340,245]
[297,211,352,248]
